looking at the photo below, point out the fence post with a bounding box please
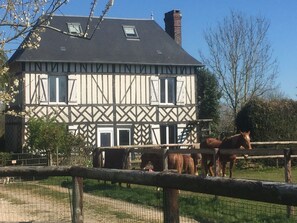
[163,188,180,223]
[284,148,294,218]
[162,147,168,171]
[72,176,84,223]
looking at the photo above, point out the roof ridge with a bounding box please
[52,14,152,21]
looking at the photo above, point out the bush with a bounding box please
[236,99,297,141]
[0,152,12,166]
[25,117,89,166]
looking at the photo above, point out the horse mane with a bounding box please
[220,134,242,149]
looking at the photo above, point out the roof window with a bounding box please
[123,25,139,39]
[67,23,82,34]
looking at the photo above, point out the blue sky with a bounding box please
[59,0,297,99]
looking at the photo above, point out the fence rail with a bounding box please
[0,166,297,222]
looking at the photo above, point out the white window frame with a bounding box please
[117,128,131,146]
[160,124,177,144]
[150,75,185,105]
[39,74,78,105]
[49,75,67,104]
[67,23,82,34]
[160,77,176,105]
[97,127,114,148]
[123,25,139,39]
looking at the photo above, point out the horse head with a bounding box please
[239,131,252,150]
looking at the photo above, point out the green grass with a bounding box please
[38,167,297,223]
[231,165,297,183]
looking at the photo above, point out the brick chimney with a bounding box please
[164,10,182,46]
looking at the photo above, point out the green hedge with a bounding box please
[236,99,297,141]
[0,152,12,166]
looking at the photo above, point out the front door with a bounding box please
[97,127,114,166]
[97,127,114,147]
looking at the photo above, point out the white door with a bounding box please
[97,127,114,147]
[97,127,114,166]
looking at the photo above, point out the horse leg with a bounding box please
[221,162,226,177]
[208,159,214,176]
[190,160,195,175]
[229,160,234,178]
[202,156,208,176]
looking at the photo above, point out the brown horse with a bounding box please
[168,153,184,174]
[219,131,252,178]
[182,155,195,175]
[190,152,202,175]
[200,138,222,176]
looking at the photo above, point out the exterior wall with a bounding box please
[6,62,199,152]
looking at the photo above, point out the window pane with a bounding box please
[123,26,139,38]
[167,78,176,103]
[100,133,111,147]
[59,76,67,102]
[160,125,166,144]
[68,23,82,34]
[169,125,177,144]
[119,130,130,145]
[160,79,166,103]
[49,76,56,102]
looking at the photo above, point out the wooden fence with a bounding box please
[0,164,297,223]
[2,142,297,222]
[95,141,297,179]
[95,142,297,221]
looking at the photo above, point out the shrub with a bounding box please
[25,117,88,166]
[236,99,297,141]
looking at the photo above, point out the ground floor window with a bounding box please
[160,124,177,144]
[118,128,131,146]
[97,127,114,147]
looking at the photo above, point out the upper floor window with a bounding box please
[160,77,176,104]
[49,76,67,103]
[67,23,82,34]
[39,74,78,105]
[150,76,185,106]
[123,25,139,39]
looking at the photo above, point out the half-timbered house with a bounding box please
[6,10,203,152]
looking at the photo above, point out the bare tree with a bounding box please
[201,11,278,122]
[1,0,114,53]
[0,0,114,114]
[1,0,68,52]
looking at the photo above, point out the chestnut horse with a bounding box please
[219,131,252,178]
[168,153,184,174]
[182,155,195,175]
[200,138,222,176]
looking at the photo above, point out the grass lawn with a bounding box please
[41,167,297,223]
[233,166,297,182]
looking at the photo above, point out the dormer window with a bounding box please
[67,23,82,34]
[123,25,139,39]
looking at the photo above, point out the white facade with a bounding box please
[6,62,199,152]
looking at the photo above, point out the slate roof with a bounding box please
[10,15,202,66]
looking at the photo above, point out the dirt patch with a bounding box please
[0,180,198,223]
